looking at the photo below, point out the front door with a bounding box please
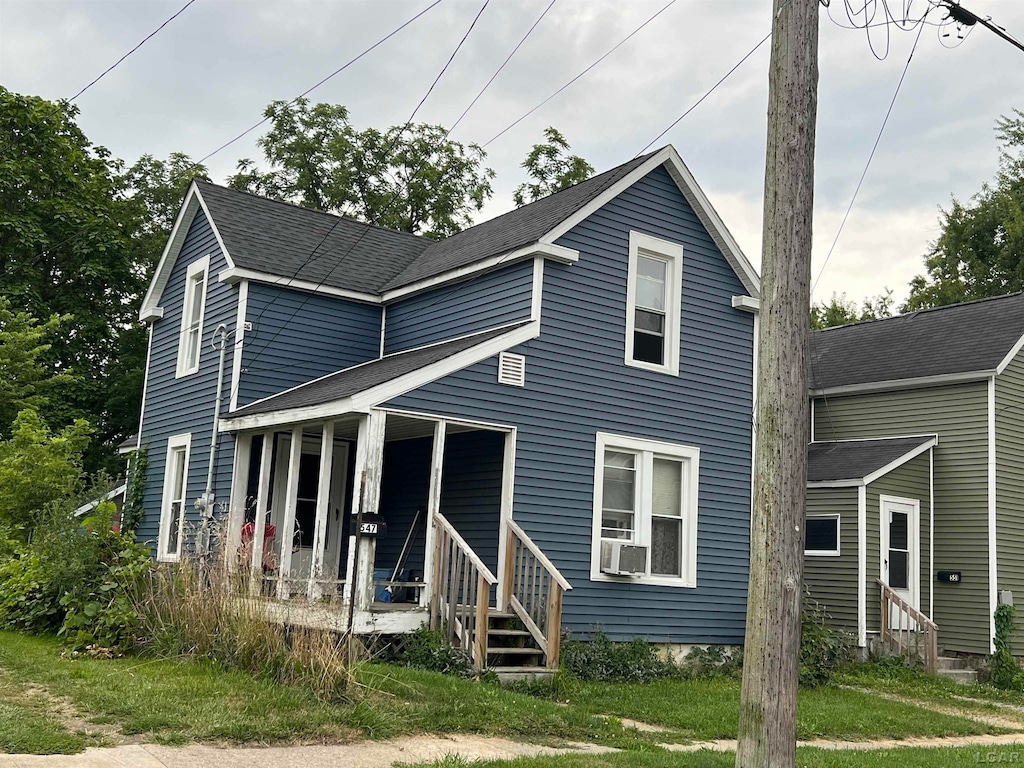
[880,495,919,627]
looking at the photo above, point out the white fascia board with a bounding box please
[380,242,578,303]
[219,321,540,431]
[809,433,939,444]
[538,145,760,299]
[996,330,1024,374]
[732,295,760,313]
[806,479,864,489]
[861,436,939,486]
[140,307,164,322]
[989,375,998,654]
[218,267,381,304]
[857,484,867,647]
[811,370,993,397]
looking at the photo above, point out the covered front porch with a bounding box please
[223,408,570,670]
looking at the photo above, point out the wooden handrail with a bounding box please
[506,519,573,592]
[876,578,938,674]
[436,512,498,585]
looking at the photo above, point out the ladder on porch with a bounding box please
[877,578,938,674]
[429,513,572,677]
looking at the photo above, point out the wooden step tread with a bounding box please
[487,646,544,656]
[487,629,534,637]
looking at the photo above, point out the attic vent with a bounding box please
[498,352,526,387]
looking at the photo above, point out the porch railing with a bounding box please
[429,512,497,671]
[877,578,938,674]
[503,519,572,669]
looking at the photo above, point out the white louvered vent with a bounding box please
[497,352,526,387]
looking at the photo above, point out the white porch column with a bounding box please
[250,430,275,595]
[276,427,303,599]
[421,420,446,608]
[226,432,251,572]
[309,420,335,599]
[346,410,386,611]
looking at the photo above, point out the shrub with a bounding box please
[561,629,677,683]
[0,549,62,632]
[389,625,473,677]
[683,645,743,679]
[800,598,855,686]
[989,603,1024,690]
[119,447,147,534]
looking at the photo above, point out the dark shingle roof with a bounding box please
[194,152,656,296]
[117,434,139,452]
[195,181,428,294]
[810,293,1024,391]
[228,324,527,418]
[380,153,655,290]
[807,436,935,483]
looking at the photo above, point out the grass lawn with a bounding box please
[539,675,1005,741]
[0,669,99,755]
[407,744,1024,768]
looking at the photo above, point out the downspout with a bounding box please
[198,324,229,555]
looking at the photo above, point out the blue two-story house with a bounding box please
[133,145,760,673]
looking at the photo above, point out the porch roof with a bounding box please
[222,322,531,427]
[807,435,937,485]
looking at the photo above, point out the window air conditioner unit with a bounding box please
[601,541,647,576]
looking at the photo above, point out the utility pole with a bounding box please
[736,1,818,766]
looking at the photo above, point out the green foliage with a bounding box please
[228,98,495,238]
[561,629,677,683]
[0,551,62,632]
[810,289,894,330]
[906,109,1024,311]
[989,603,1024,690]
[800,598,855,686]
[0,409,92,539]
[513,127,594,207]
[119,447,147,534]
[683,644,744,679]
[122,152,208,263]
[390,625,473,677]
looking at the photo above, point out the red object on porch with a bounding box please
[240,522,276,542]
[240,523,278,572]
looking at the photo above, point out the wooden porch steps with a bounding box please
[486,610,548,680]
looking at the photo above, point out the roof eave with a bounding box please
[810,369,994,397]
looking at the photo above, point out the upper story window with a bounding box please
[625,232,683,376]
[159,432,191,561]
[591,432,699,587]
[176,256,210,377]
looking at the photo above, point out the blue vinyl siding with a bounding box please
[386,165,754,644]
[376,438,432,581]
[238,284,382,406]
[383,260,533,354]
[137,210,239,550]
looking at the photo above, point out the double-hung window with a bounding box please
[805,515,840,556]
[159,433,192,561]
[592,432,699,587]
[176,256,209,377]
[625,232,683,375]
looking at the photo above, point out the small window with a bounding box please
[592,433,699,587]
[159,433,192,561]
[625,232,683,375]
[805,515,840,556]
[176,256,210,377]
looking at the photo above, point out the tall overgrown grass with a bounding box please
[133,530,353,702]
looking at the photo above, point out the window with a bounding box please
[625,232,683,375]
[159,433,192,561]
[592,432,699,586]
[805,515,840,556]
[176,256,210,377]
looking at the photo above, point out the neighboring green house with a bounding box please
[803,293,1024,656]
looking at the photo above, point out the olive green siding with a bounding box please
[813,382,990,654]
[996,348,1024,648]
[865,451,932,635]
[803,487,859,635]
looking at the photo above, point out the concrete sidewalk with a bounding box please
[0,736,616,768]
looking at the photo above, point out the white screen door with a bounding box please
[880,496,919,627]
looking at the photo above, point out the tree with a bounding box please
[810,289,893,330]
[0,87,144,460]
[513,127,594,206]
[905,110,1024,310]
[228,99,495,238]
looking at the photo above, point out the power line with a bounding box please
[197,0,446,165]
[481,0,678,148]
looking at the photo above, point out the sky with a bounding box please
[2,0,1023,307]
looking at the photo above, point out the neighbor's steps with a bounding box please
[486,609,548,682]
[936,656,978,684]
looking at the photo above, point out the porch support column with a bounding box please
[276,427,303,599]
[422,420,446,609]
[348,410,386,612]
[250,430,275,595]
[226,432,251,573]
[309,420,335,599]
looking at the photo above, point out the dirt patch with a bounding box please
[13,680,137,746]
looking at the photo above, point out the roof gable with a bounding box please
[808,435,936,484]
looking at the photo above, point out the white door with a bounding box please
[880,496,919,627]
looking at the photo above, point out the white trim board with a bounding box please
[989,375,998,654]
[857,484,867,647]
[996,330,1024,374]
[219,267,381,304]
[811,370,994,397]
[219,321,540,431]
[229,279,248,412]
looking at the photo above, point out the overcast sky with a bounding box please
[2,0,1023,306]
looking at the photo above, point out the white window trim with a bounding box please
[590,432,699,587]
[625,231,683,376]
[176,256,210,378]
[158,432,192,562]
[805,514,841,557]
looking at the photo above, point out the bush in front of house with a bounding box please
[800,597,856,687]
[989,603,1024,690]
[388,625,475,677]
[560,629,678,683]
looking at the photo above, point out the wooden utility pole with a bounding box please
[736,1,818,767]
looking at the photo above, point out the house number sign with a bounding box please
[359,522,379,535]
[937,571,962,583]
